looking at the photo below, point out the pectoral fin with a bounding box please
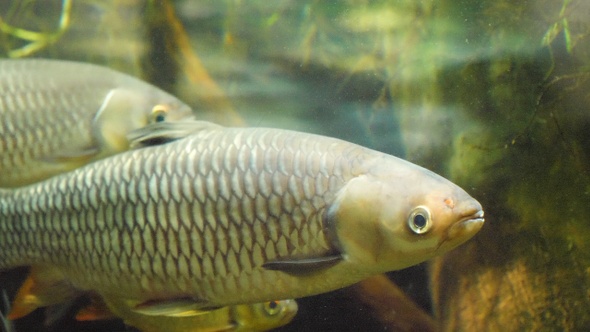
[132,296,217,317]
[262,254,343,276]
[75,296,116,321]
[128,120,221,148]
[40,146,100,165]
[212,324,238,332]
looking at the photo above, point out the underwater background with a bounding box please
[1,0,589,331]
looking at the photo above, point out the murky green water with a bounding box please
[1,1,589,331]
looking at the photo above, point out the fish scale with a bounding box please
[0,127,346,303]
[0,59,194,188]
[0,123,485,309]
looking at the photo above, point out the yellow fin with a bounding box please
[210,324,237,332]
[7,267,76,320]
[75,297,116,321]
[132,296,215,317]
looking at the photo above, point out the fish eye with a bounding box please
[407,206,432,234]
[263,301,281,316]
[151,105,169,123]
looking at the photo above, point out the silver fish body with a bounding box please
[0,59,194,187]
[0,124,484,309]
[102,296,298,332]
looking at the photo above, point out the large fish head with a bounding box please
[232,300,298,331]
[92,87,194,154]
[328,154,484,271]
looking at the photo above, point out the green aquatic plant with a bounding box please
[542,0,574,53]
[0,0,72,57]
[541,0,590,81]
[422,0,590,330]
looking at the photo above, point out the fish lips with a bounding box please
[438,210,485,250]
[280,300,299,323]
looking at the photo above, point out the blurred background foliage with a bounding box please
[1,0,590,331]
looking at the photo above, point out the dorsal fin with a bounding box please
[127,120,221,148]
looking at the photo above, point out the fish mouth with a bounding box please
[281,299,299,323]
[448,209,485,239]
[437,210,485,250]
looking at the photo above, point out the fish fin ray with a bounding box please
[262,255,343,276]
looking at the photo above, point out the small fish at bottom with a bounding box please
[76,295,298,332]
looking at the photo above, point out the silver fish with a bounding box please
[0,59,194,187]
[99,296,298,332]
[71,285,297,331]
[0,121,484,317]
